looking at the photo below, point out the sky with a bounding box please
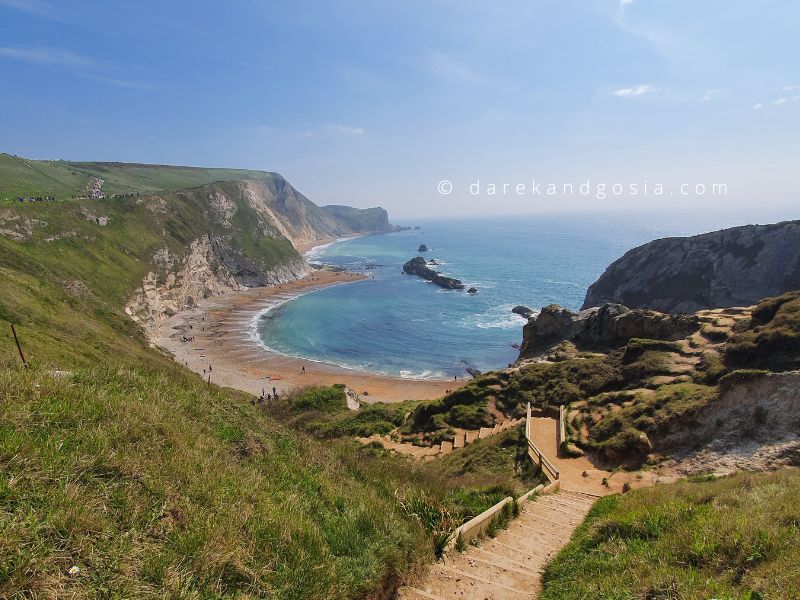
[0,0,798,219]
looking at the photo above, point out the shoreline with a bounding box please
[152,268,464,403]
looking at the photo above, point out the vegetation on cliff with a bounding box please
[410,291,799,461]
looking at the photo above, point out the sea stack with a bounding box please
[402,256,464,290]
[418,244,429,252]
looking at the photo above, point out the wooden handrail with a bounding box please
[525,402,560,482]
[527,438,560,481]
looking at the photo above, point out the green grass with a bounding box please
[0,182,301,368]
[0,163,465,598]
[0,365,427,598]
[540,470,800,599]
[272,389,540,517]
[586,383,716,455]
[0,153,275,200]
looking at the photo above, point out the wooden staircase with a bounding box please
[398,488,598,599]
[359,418,524,460]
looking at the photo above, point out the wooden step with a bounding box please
[447,553,540,590]
[397,587,447,600]
[435,564,536,598]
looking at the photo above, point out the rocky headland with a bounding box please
[583,220,800,313]
[518,303,700,359]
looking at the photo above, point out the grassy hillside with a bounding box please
[0,365,428,598]
[0,153,270,200]
[272,386,539,496]
[0,185,298,367]
[0,167,511,598]
[540,470,800,599]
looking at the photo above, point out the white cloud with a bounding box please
[699,89,727,102]
[424,51,482,84]
[0,46,91,68]
[0,46,152,90]
[327,124,366,136]
[753,102,763,110]
[612,84,659,98]
[620,0,635,6]
[772,97,788,106]
[0,0,62,20]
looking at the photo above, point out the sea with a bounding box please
[253,209,796,379]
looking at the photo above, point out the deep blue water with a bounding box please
[255,210,796,379]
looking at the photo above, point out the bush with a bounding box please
[289,385,346,412]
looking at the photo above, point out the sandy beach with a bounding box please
[152,268,464,403]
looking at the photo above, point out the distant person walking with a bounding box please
[301,365,306,375]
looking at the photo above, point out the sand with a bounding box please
[151,269,464,403]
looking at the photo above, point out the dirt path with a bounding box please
[529,417,664,495]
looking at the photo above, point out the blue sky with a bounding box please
[0,0,798,219]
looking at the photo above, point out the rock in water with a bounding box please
[418,244,429,252]
[582,220,800,313]
[402,256,464,290]
[467,287,478,294]
[512,305,534,318]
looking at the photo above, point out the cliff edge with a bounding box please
[582,220,800,313]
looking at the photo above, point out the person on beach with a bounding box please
[272,386,277,397]
[301,365,305,375]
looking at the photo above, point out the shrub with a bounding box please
[289,385,346,412]
[725,291,800,371]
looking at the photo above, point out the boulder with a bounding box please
[512,305,534,318]
[418,244,429,252]
[467,287,478,294]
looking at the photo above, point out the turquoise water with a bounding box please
[254,211,793,379]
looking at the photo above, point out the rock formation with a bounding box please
[512,305,534,318]
[402,256,465,290]
[518,303,700,359]
[418,244,429,252]
[583,220,800,313]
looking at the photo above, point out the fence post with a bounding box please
[10,323,28,368]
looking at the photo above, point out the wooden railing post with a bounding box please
[10,323,28,368]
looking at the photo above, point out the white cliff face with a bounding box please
[126,237,239,328]
[125,237,308,330]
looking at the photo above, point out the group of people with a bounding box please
[258,386,278,404]
[14,195,55,202]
